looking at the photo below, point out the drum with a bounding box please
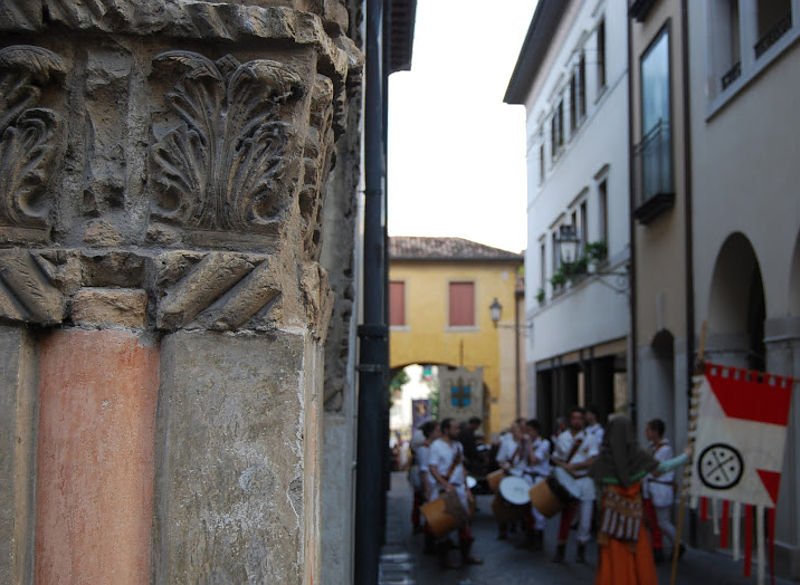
[487,469,504,493]
[530,466,582,518]
[499,476,531,505]
[492,476,531,523]
[421,491,469,538]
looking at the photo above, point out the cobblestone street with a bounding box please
[380,472,793,585]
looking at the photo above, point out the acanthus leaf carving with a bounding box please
[0,45,65,231]
[149,51,305,233]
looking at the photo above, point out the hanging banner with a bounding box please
[412,399,431,429]
[689,362,794,508]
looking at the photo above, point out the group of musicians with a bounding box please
[410,406,680,571]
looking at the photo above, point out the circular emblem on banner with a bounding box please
[698,443,744,490]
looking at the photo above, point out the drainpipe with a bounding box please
[515,283,522,419]
[355,0,387,582]
[681,0,697,546]
[626,6,639,426]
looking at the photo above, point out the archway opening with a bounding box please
[790,230,800,316]
[708,233,766,371]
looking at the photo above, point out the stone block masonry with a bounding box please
[0,1,363,583]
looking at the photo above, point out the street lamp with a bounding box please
[489,298,503,326]
[555,224,581,265]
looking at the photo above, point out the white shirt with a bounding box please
[496,436,525,472]
[585,423,604,449]
[525,437,551,478]
[429,438,465,487]
[555,429,599,500]
[644,439,675,507]
[555,429,598,475]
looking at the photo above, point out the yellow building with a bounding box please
[388,237,525,437]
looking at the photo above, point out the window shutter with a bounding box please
[449,282,475,327]
[389,281,405,326]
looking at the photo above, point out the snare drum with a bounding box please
[530,466,582,518]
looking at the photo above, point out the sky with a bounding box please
[386,0,539,255]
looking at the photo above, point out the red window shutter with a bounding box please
[449,282,475,327]
[389,281,405,326]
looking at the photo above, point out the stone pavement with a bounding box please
[380,471,793,585]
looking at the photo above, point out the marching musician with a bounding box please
[417,420,441,554]
[585,405,604,446]
[551,406,599,564]
[428,417,483,569]
[522,419,551,551]
[494,419,527,539]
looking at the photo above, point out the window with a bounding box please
[389,281,406,326]
[597,19,606,91]
[552,232,560,275]
[448,282,475,327]
[635,26,674,221]
[540,243,546,291]
[569,74,577,133]
[598,178,608,244]
[717,0,741,89]
[539,143,545,184]
[580,201,588,250]
[578,52,587,119]
[755,0,792,57]
[550,100,565,158]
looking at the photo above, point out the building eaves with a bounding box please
[503,0,571,105]
[389,236,523,262]
[388,0,418,73]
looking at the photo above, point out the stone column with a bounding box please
[765,317,800,577]
[0,2,361,584]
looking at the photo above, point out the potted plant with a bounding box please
[585,240,608,263]
[536,287,545,305]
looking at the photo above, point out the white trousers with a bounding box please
[656,505,676,546]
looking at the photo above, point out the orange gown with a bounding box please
[595,482,658,585]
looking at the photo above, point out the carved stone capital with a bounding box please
[0,46,66,239]
[148,52,305,241]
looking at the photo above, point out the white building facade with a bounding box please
[687,0,800,575]
[505,0,632,432]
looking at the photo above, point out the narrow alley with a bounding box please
[380,472,794,585]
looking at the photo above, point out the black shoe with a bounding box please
[677,544,686,559]
[552,543,566,564]
[653,548,665,563]
[576,543,587,564]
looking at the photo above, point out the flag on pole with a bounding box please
[689,362,793,508]
[687,362,794,585]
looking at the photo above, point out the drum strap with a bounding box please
[565,436,583,464]
[444,445,463,481]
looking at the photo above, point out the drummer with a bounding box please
[417,420,441,554]
[428,417,483,569]
[522,419,551,551]
[494,420,527,539]
[551,406,599,564]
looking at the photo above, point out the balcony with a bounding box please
[755,13,792,58]
[633,120,674,224]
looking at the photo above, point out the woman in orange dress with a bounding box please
[590,416,690,585]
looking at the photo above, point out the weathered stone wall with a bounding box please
[0,1,363,583]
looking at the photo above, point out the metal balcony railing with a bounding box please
[633,119,674,210]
